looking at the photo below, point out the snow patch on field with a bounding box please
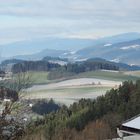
[104,44,112,47]
[121,45,140,50]
[26,78,122,106]
[101,69,119,73]
[28,78,121,91]
[70,51,76,54]
[111,58,120,63]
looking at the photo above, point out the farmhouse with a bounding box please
[117,114,140,139]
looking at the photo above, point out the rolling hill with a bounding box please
[74,39,140,65]
[0,32,140,65]
[0,38,95,58]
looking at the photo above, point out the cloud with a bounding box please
[0,0,140,18]
[0,0,140,44]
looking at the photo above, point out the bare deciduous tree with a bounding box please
[0,71,32,140]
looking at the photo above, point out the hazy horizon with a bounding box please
[0,0,140,45]
[0,31,140,59]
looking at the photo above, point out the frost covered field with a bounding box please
[25,78,121,106]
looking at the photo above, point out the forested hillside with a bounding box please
[48,59,119,79]
[23,80,140,140]
[11,59,119,77]
[12,61,61,73]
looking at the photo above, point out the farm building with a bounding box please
[116,114,140,140]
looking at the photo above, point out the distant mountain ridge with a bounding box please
[96,32,140,44]
[0,38,95,58]
[75,39,140,65]
[0,32,140,65]
[13,49,68,60]
[86,58,140,71]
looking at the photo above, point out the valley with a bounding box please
[21,70,139,106]
[25,77,121,106]
[1,0,140,139]
[1,55,140,107]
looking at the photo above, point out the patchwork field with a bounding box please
[27,71,49,84]
[24,78,121,106]
[76,70,140,81]
[27,70,140,84]
[22,70,140,106]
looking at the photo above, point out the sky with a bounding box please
[0,0,140,45]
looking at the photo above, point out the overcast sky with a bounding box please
[0,0,140,45]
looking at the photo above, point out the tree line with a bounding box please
[11,59,119,75]
[12,60,61,73]
[48,60,119,79]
